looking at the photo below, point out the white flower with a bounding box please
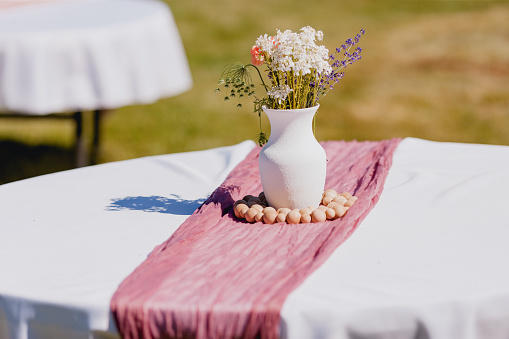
[267,85,293,104]
[255,34,276,59]
[256,26,331,77]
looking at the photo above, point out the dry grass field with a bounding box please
[1,0,508,184]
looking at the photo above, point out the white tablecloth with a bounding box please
[1,138,509,339]
[0,0,192,114]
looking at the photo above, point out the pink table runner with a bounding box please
[111,139,401,339]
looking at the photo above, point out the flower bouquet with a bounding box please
[216,26,364,146]
[216,26,365,211]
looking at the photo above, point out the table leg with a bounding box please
[90,109,102,165]
[73,111,87,168]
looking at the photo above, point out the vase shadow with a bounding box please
[203,185,239,217]
[106,195,206,215]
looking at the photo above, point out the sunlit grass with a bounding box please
[1,0,509,183]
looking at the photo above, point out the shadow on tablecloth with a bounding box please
[106,195,206,215]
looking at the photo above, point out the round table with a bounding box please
[1,138,509,339]
[0,0,192,166]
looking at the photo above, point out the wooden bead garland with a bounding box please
[233,189,357,224]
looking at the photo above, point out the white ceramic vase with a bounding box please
[259,104,326,210]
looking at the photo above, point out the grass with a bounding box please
[1,0,509,184]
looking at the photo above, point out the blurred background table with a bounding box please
[1,138,509,339]
[0,0,192,167]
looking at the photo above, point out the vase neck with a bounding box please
[263,106,319,146]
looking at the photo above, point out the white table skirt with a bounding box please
[1,138,509,339]
[0,0,192,114]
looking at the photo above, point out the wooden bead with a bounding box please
[325,208,336,220]
[286,210,301,224]
[311,209,326,223]
[323,189,337,198]
[263,210,277,224]
[327,201,339,208]
[234,199,247,206]
[345,196,358,207]
[340,192,352,199]
[235,203,249,218]
[242,195,255,202]
[299,207,312,215]
[331,204,347,218]
[247,198,262,207]
[233,200,245,218]
[240,206,249,218]
[322,196,334,205]
[263,206,277,214]
[245,208,258,223]
[333,195,347,205]
[258,192,266,200]
[254,212,264,223]
[276,213,288,223]
[300,213,312,223]
[277,208,291,215]
[250,204,264,213]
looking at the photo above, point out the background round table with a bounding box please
[0,0,192,166]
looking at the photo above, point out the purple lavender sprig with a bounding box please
[315,29,365,102]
